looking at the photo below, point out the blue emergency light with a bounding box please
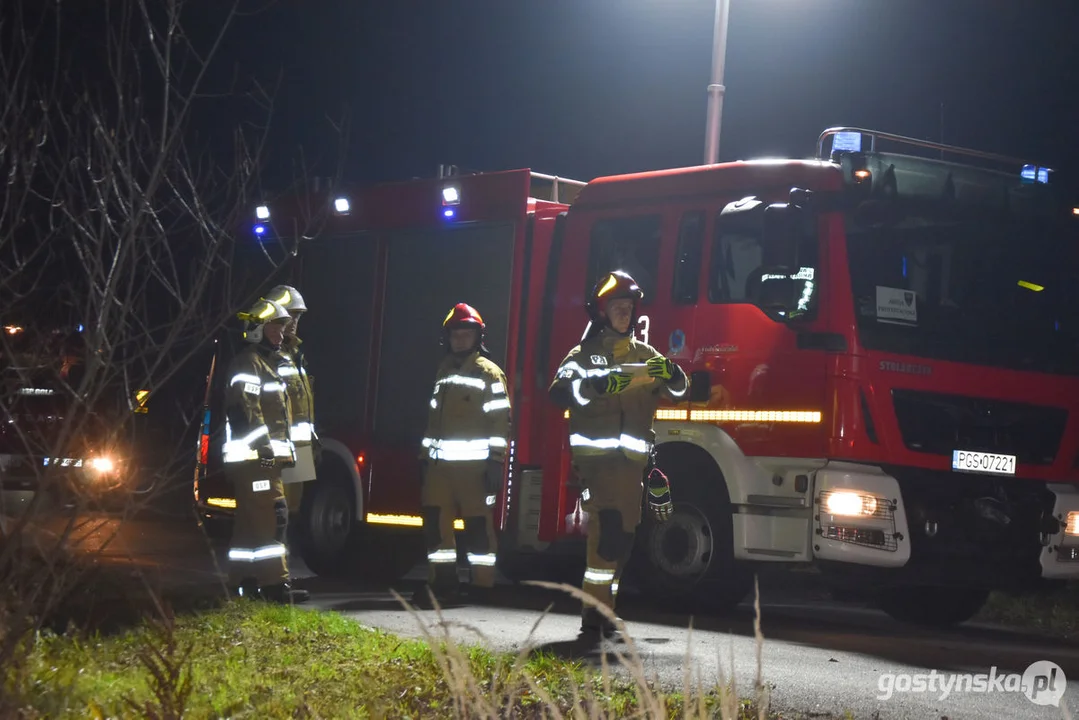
[253,224,267,236]
[1020,164,1051,184]
[441,185,460,220]
[832,131,863,153]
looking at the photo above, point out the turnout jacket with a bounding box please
[549,327,688,469]
[223,342,296,467]
[421,350,512,465]
[277,335,316,446]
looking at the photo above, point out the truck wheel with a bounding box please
[295,461,357,578]
[295,459,423,583]
[631,447,752,614]
[878,586,990,628]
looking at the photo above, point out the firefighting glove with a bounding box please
[646,356,675,382]
[256,445,276,469]
[646,467,674,523]
[312,437,323,466]
[589,371,632,395]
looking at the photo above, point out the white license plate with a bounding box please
[951,450,1017,476]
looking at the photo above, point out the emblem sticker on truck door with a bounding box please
[669,329,686,355]
[875,286,918,325]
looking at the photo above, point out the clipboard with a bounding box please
[613,363,661,391]
[281,444,317,484]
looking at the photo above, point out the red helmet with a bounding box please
[442,303,488,354]
[443,303,485,331]
[586,270,643,329]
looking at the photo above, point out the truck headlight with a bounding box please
[89,456,115,474]
[1066,511,1079,537]
[823,490,879,517]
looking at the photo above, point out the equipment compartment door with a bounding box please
[374,223,516,447]
[299,233,379,437]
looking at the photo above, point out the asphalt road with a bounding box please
[12,511,1079,719]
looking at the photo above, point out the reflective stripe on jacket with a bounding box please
[278,336,316,446]
[422,351,511,464]
[224,343,295,466]
[549,327,687,467]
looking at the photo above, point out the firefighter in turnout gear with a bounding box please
[414,303,511,607]
[548,270,688,637]
[264,284,318,514]
[224,298,309,604]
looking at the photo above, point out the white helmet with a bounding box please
[266,285,307,313]
[238,298,290,343]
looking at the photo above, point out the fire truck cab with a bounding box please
[532,126,1079,626]
[197,126,1079,627]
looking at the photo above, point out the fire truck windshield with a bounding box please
[845,212,1079,375]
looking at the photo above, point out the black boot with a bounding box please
[411,564,462,608]
[260,581,310,604]
[234,577,261,600]
[580,606,623,640]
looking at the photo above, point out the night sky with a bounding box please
[228,0,1079,192]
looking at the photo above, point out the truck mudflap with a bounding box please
[813,461,1079,586]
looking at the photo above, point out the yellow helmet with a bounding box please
[237,298,289,342]
[266,285,307,313]
[238,298,290,324]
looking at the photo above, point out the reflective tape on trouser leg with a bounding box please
[597,509,633,562]
[421,506,442,549]
[583,566,616,585]
[464,515,497,585]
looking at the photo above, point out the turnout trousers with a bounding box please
[227,465,289,587]
[281,443,316,513]
[420,460,499,590]
[574,453,645,617]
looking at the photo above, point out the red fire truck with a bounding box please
[195,126,1079,626]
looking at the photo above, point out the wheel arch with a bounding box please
[316,437,364,520]
[654,421,764,506]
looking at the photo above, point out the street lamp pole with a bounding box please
[703,0,731,165]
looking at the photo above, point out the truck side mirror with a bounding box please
[761,203,800,270]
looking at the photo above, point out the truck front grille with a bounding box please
[891,389,1067,466]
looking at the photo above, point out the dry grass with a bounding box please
[3,577,814,719]
[396,577,774,719]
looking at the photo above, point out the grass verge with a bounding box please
[978,582,1079,640]
[12,590,803,719]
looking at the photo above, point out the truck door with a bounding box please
[663,209,707,366]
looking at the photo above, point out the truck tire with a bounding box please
[294,457,423,583]
[294,464,357,579]
[630,445,752,614]
[878,586,990,628]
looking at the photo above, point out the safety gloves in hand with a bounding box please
[646,356,676,382]
[647,467,674,523]
[257,445,276,469]
[589,371,632,395]
[312,437,324,466]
